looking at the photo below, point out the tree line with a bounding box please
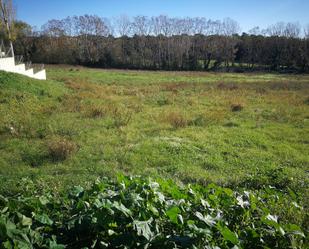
[2,15,309,72]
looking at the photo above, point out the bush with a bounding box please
[47,136,77,161]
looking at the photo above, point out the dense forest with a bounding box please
[2,15,309,72]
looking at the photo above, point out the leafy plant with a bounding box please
[0,176,306,249]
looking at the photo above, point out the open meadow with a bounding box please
[1,67,308,191]
[0,67,308,247]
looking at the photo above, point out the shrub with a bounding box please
[47,136,77,161]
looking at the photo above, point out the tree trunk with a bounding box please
[0,0,14,57]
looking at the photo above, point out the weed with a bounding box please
[217,82,239,90]
[241,167,293,190]
[157,95,172,106]
[0,177,306,248]
[189,114,207,126]
[83,104,105,118]
[231,103,244,112]
[255,87,267,94]
[224,121,240,127]
[164,111,188,128]
[47,136,77,161]
[60,94,83,112]
[105,104,133,128]
[21,145,47,167]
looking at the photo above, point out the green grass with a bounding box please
[0,67,308,247]
[0,67,308,194]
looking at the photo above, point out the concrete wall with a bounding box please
[0,56,46,80]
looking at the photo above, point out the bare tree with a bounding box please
[248,26,261,36]
[11,13,308,72]
[221,18,241,36]
[132,16,151,67]
[284,22,301,38]
[115,15,132,37]
[42,19,66,37]
[114,15,132,65]
[0,0,15,56]
[305,24,309,39]
[132,16,150,36]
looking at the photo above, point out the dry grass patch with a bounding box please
[59,94,83,113]
[162,111,189,129]
[65,79,110,98]
[189,109,227,126]
[47,136,77,162]
[83,103,106,119]
[104,103,133,128]
[217,82,239,91]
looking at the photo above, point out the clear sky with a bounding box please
[14,0,309,32]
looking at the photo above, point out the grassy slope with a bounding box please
[0,68,308,196]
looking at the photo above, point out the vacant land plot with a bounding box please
[0,67,308,247]
[0,67,308,192]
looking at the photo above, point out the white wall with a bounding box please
[0,56,46,80]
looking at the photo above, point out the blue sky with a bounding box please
[15,0,309,32]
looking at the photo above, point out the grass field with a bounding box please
[0,67,308,192]
[0,67,308,247]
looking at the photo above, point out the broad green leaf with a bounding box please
[266,214,278,223]
[133,218,154,240]
[195,212,216,227]
[147,204,159,216]
[1,207,8,214]
[35,213,53,225]
[217,223,239,245]
[21,215,32,227]
[39,196,49,205]
[49,240,65,249]
[2,241,12,249]
[0,218,16,239]
[284,224,305,237]
[70,186,84,197]
[113,201,132,217]
[201,199,210,208]
[166,206,181,224]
